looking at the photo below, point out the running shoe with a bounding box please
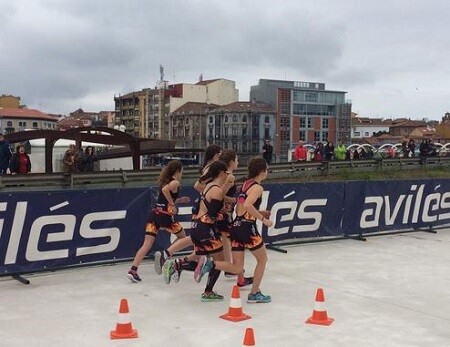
[237,276,253,288]
[194,256,214,283]
[247,291,271,303]
[126,270,142,283]
[154,251,166,275]
[162,259,175,284]
[172,259,182,283]
[200,291,224,302]
[193,255,206,282]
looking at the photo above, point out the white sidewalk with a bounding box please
[1,228,450,347]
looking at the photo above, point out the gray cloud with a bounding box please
[0,0,450,120]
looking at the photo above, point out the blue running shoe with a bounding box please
[247,291,271,303]
[162,259,175,284]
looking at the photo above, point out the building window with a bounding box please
[232,115,237,122]
[365,132,369,136]
[322,131,328,142]
[322,118,329,129]
[209,116,213,123]
[354,132,361,137]
[33,122,38,128]
[242,115,247,123]
[264,116,269,123]
[300,117,305,128]
[305,92,318,103]
[225,115,228,123]
[314,131,321,142]
[242,127,247,137]
[7,121,12,127]
[299,130,306,141]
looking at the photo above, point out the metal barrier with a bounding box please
[0,157,448,191]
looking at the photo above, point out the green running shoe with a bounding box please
[162,259,175,284]
[200,291,224,302]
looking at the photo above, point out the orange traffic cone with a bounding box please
[110,298,139,339]
[220,285,251,322]
[305,288,334,326]
[242,327,256,346]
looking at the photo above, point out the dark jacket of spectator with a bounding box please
[324,141,335,161]
[0,137,12,174]
[9,144,31,174]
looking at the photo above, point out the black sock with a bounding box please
[179,260,197,272]
[205,269,221,293]
[131,266,138,271]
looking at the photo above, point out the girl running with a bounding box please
[183,160,229,301]
[217,149,252,287]
[154,144,222,283]
[199,156,273,303]
[127,160,189,282]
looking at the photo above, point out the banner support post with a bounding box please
[11,274,30,285]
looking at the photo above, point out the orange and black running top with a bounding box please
[237,179,261,221]
[155,179,180,212]
[199,184,224,223]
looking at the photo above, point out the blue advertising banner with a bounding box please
[176,182,346,243]
[261,182,345,240]
[0,188,153,275]
[342,179,450,235]
[1,178,448,276]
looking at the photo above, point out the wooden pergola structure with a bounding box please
[3,127,176,173]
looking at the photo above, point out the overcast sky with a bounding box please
[1,0,449,121]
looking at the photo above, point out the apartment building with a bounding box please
[250,79,351,160]
[114,78,239,140]
[170,100,276,163]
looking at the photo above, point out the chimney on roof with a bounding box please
[199,73,203,82]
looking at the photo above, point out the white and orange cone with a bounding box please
[110,298,139,339]
[305,288,334,326]
[220,285,251,322]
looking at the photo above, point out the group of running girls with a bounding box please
[127,145,272,303]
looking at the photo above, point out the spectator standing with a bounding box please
[63,144,78,173]
[408,139,416,158]
[294,141,307,162]
[334,141,346,161]
[9,144,31,174]
[401,140,410,158]
[80,146,97,172]
[324,141,335,161]
[314,143,324,161]
[0,135,12,174]
[262,139,273,164]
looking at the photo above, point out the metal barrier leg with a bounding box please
[425,225,437,234]
[266,244,288,254]
[346,233,367,241]
[11,274,30,285]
